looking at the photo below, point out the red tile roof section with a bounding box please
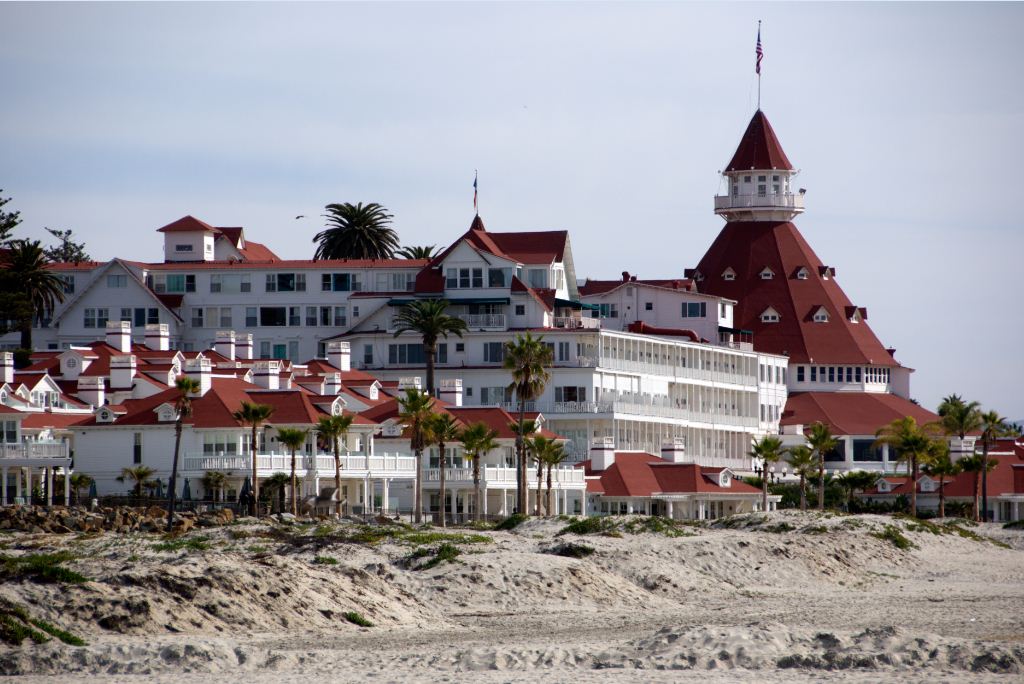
[695,220,899,365]
[724,110,794,172]
[781,392,939,436]
[579,452,760,497]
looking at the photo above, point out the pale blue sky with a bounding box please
[2,2,1021,419]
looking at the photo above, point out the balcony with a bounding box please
[182,452,417,478]
[714,192,805,212]
[424,465,585,488]
[456,313,507,330]
[551,316,600,330]
[491,401,758,427]
[1,441,70,463]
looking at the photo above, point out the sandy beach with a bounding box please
[2,510,1022,682]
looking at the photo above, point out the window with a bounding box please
[483,342,505,363]
[797,366,805,382]
[644,302,653,311]
[436,344,448,364]
[260,307,287,327]
[245,307,257,327]
[722,269,736,281]
[174,244,193,252]
[760,309,780,323]
[126,307,159,327]
[527,269,548,289]
[363,344,373,366]
[813,309,829,323]
[210,274,251,293]
[191,308,204,327]
[480,386,509,404]
[289,306,301,326]
[828,367,835,383]
[758,175,766,182]
[148,274,195,293]
[557,341,570,362]
[59,275,75,294]
[306,306,318,326]
[760,268,774,280]
[107,274,127,288]
[758,184,767,196]
[681,302,707,318]
[266,273,306,292]
[855,367,862,383]
[194,307,232,328]
[743,175,751,183]
[596,303,618,319]
[810,367,817,382]
[84,308,108,329]
[445,267,484,289]
[720,302,727,318]
[133,433,143,464]
[555,386,586,402]
[488,268,510,288]
[515,304,525,316]
[321,273,362,292]
[202,433,239,456]
[455,342,464,352]
[318,306,347,327]
[796,268,809,280]
[388,343,426,364]
[259,341,271,358]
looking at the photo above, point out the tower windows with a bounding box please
[758,184,767,197]
[760,307,780,323]
[758,175,766,182]
[797,366,805,382]
[743,175,751,183]
[759,267,774,280]
[812,307,829,323]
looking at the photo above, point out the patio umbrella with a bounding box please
[239,476,251,501]
[88,480,98,500]
[181,478,192,501]
[154,478,165,498]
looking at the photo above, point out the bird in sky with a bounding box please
[294,215,304,220]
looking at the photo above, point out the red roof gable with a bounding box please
[695,221,899,365]
[157,215,218,233]
[724,110,794,172]
[579,452,760,497]
[781,392,939,436]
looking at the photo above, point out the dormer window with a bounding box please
[66,358,77,369]
[693,270,704,282]
[721,268,736,281]
[760,307,781,323]
[759,267,774,280]
[796,267,809,280]
[812,307,829,323]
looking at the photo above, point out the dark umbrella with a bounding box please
[182,478,192,501]
[239,476,253,515]
[154,478,164,498]
[88,480,98,500]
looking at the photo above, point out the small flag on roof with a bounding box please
[755,23,763,75]
[473,170,478,213]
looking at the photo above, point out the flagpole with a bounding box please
[757,20,762,110]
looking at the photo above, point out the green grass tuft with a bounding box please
[494,514,529,530]
[29,617,86,646]
[313,555,338,565]
[547,542,596,558]
[343,611,373,627]
[871,524,915,550]
[1003,520,1024,530]
[416,542,462,570]
[151,535,211,552]
[1,552,89,584]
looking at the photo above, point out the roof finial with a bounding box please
[756,21,764,110]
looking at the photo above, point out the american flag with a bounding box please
[755,26,763,75]
[473,171,478,212]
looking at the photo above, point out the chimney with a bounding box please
[397,376,422,392]
[184,357,212,396]
[439,378,463,407]
[145,323,170,351]
[323,373,341,396]
[214,330,236,361]
[589,436,616,471]
[105,320,132,353]
[327,341,351,371]
[109,354,137,389]
[253,360,280,390]
[0,352,12,385]
[661,438,687,464]
[77,376,105,408]
[236,333,254,360]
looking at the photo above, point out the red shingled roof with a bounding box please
[781,392,939,436]
[863,450,1024,497]
[579,276,695,297]
[579,452,760,497]
[724,110,794,172]
[157,215,218,233]
[695,220,899,366]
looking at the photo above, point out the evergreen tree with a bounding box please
[43,227,91,263]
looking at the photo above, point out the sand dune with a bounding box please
[1,511,1022,682]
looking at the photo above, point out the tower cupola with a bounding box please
[714,110,804,222]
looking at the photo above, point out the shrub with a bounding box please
[343,611,373,627]
[871,525,915,550]
[547,542,596,558]
[415,542,462,570]
[152,536,211,552]
[1003,520,1024,530]
[313,555,338,565]
[0,552,88,584]
[558,516,617,536]
[494,514,528,530]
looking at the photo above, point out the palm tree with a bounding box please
[117,465,156,499]
[316,414,354,517]
[937,395,982,445]
[873,416,943,518]
[276,427,309,516]
[459,422,498,520]
[313,202,400,260]
[504,333,553,515]
[834,470,879,511]
[786,445,817,511]
[392,299,467,396]
[540,440,570,517]
[428,413,461,527]
[395,245,437,259]
[3,240,67,352]
[750,436,784,512]
[263,472,291,513]
[69,472,94,506]
[923,448,960,518]
[167,376,200,532]
[979,410,1009,523]
[398,388,434,524]
[958,454,996,522]
[806,422,839,511]
[201,470,228,502]
[232,402,275,517]
[525,435,553,516]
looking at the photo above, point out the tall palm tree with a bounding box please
[459,422,498,520]
[69,472,94,506]
[923,448,960,518]
[428,413,461,527]
[786,445,817,511]
[540,440,570,517]
[834,470,879,511]
[276,427,309,516]
[750,436,784,512]
[398,389,435,524]
[806,422,839,511]
[978,410,1009,523]
[395,245,437,260]
[957,454,996,522]
[201,470,227,502]
[937,395,982,444]
[873,416,943,518]
[263,472,291,513]
[167,376,201,531]
[313,202,400,260]
[3,240,67,352]
[504,333,553,515]
[392,299,467,396]
[526,435,554,516]
[316,414,354,517]
[117,465,156,499]
[232,402,275,517]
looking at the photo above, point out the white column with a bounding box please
[64,469,71,506]
[666,501,674,519]
[627,501,634,514]
[16,468,23,502]
[381,479,390,514]
[450,488,457,522]
[364,476,371,511]
[46,468,54,506]
[502,489,508,516]
[1,467,6,505]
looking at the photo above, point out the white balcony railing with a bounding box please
[552,316,600,330]
[182,452,417,475]
[714,192,805,211]
[490,400,757,426]
[1,441,70,460]
[425,465,585,486]
[457,313,506,329]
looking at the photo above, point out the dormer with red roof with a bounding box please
[714,110,805,222]
[157,215,279,264]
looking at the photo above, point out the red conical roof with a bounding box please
[695,221,898,366]
[724,110,794,172]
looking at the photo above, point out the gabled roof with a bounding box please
[724,110,794,172]
[579,452,760,497]
[578,276,695,297]
[695,221,900,365]
[862,451,1024,497]
[157,215,219,233]
[781,392,939,437]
